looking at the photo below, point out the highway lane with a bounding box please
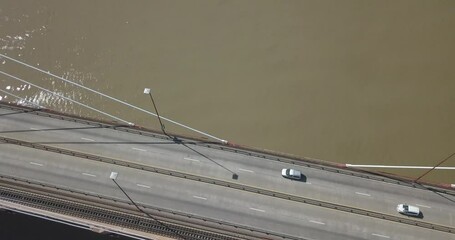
[0,143,452,240]
[0,106,454,227]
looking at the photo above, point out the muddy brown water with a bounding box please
[1,0,454,184]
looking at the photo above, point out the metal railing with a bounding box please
[1,102,453,196]
[0,136,453,234]
[0,176,303,240]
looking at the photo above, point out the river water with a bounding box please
[1,0,454,184]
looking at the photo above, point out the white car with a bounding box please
[281,168,301,179]
[397,204,420,217]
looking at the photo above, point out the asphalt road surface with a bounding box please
[0,106,454,240]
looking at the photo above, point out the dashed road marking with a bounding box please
[184,157,200,162]
[81,137,95,142]
[193,196,207,200]
[372,233,390,239]
[137,184,151,188]
[82,173,96,177]
[309,220,325,225]
[132,147,146,152]
[238,168,254,173]
[355,192,371,197]
[30,127,39,130]
[29,162,43,166]
[249,208,265,212]
[416,204,431,208]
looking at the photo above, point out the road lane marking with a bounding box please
[29,162,43,166]
[132,147,146,152]
[193,196,207,200]
[416,204,431,208]
[372,233,390,239]
[184,157,200,162]
[249,208,265,212]
[81,137,95,142]
[30,127,39,130]
[309,220,325,225]
[82,173,96,177]
[355,192,371,197]
[137,184,151,188]
[238,168,254,173]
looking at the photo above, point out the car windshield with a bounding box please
[403,205,409,211]
[286,169,291,175]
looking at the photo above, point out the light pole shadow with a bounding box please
[111,177,186,240]
[171,137,239,180]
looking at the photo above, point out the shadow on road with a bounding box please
[0,124,131,134]
[422,185,455,204]
[282,174,307,182]
[171,136,239,180]
[398,211,424,219]
[418,212,424,219]
[0,108,42,117]
[297,174,307,183]
[0,121,240,180]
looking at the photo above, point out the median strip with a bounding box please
[1,136,454,234]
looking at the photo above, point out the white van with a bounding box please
[397,204,420,217]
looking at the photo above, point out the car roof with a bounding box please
[407,205,420,214]
[289,169,301,176]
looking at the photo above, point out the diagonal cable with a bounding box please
[0,70,133,125]
[0,53,227,143]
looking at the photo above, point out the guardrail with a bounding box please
[1,101,453,196]
[0,184,237,240]
[1,136,453,234]
[200,143,455,195]
[0,175,303,240]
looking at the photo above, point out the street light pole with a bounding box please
[109,172,184,239]
[143,88,167,135]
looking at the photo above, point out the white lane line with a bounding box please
[372,233,390,239]
[137,184,151,188]
[238,168,254,173]
[81,137,95,142]
[193,196,207,200]
[249,208,265,212]
[30,127,39,130]
[82,173,96,177]
[309,220,325,225]
[184,157,200,162]
[132,147,147,152]
[355,192,371,197]
[416,204,431,208]
[29,162,43,166]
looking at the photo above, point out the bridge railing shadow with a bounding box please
[0,124,239,180]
